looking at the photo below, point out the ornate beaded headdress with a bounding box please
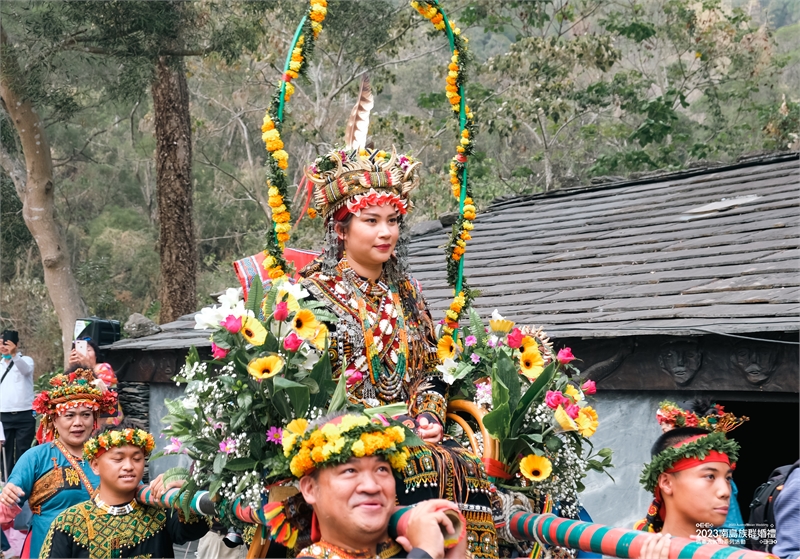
[32,368,118,441]
[305,147,421,222]
[281,412,409,479]
[84,428,156,460]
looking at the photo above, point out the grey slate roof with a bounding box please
[407,153,800,338]
[106,314,211,351]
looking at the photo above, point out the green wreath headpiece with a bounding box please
[639,431,740,493]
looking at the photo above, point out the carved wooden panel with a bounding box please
[563,334,798,392]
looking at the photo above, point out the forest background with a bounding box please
[1,0,798,376]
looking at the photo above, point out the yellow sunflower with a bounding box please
[519,454,552,482]
[519,349,544,380]
[437,335,457,361]
[564,384,583,402]
[247,355,284,380]
[519,336,538,354]
[241,317,267,346]
[554,405,578,432]
[292,309,321,339]
[310,325,329,350]
[489,317,515,334]
[285,418,308,436]
[575,406,599,438]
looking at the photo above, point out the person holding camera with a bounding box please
[0,329,35,478]
[66,338,122,427]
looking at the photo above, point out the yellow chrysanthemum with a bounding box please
[292,309,321,339]
[282,432,298,457]
[388,450,408,471]
[554,405,578,432]
[519,349,545,380]
[351,440,366,457]
[576,406,599,438]
[320,423,341,440]
[437,335,457,361]
[247,355,284,380]
[519,454,553,481]
[564,384,583,402]
[241,317,267,346]
[339,415,370,432]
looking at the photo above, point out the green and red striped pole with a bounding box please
[508,512,777,559]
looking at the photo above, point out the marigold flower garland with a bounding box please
[411,0,476,336]
[260,0,327,281]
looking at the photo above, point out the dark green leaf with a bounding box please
[225,457,258,471]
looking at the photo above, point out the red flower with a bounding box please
[565,403,581,419]
[211,343,228,360]
[545,390,567,409]
[220,315,242,334]
[581,379,597,395]
[274,301,289,322]
[283,332,303,352]
[507,328,523,349]
[557,347,576,364]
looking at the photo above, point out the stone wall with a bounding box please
[148,383,192,479]
[579,391,663,529]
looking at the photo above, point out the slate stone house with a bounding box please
[405,152,799,527]
[104,152,798,527]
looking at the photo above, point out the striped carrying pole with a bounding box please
[507,512,778,559]
[135,485,216,517]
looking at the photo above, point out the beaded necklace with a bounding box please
[341,259,408,386]
[93,494,137,516]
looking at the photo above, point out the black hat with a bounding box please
[1,330,19,344]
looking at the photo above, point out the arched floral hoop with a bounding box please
[261,0,474,339]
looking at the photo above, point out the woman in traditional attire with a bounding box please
[0,368,117,558]
[298,147,498,559]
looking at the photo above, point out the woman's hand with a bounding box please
[417,416,443,444]
[0,482,24,508]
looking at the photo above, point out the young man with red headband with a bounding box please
[636,427,739,538]
[40,425,208,558]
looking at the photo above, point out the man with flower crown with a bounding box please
[40,423,208,558]
[280,411,469,559]
[0,368,117,558]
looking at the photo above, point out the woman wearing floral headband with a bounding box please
[0,368,117,558]
[298,147,497,559]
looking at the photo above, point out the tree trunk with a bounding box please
[152,56,197,324]
[0,27,88,365]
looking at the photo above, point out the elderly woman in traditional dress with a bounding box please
[0,368,117,558]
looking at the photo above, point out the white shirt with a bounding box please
[0,352,35,412]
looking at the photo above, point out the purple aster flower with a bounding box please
[470,353,481,364]
[465,335,477,347]
[266,426,283,445]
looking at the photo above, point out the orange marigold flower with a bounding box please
[277,232,290,242]
[307,208,317,219]
[448,63,459,71]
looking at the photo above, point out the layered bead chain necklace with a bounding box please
[94,495,137,516]
[340,258,408,388]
